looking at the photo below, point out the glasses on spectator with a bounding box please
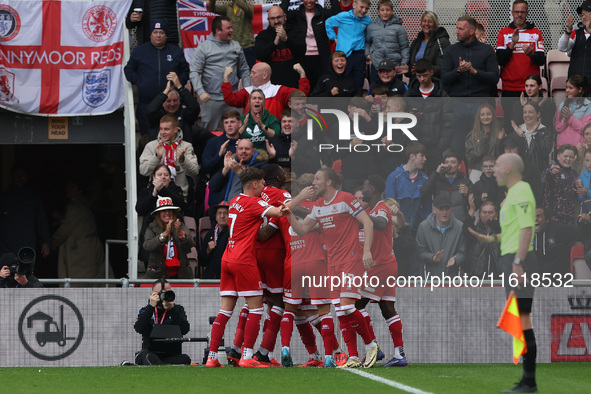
[268,15,285,21]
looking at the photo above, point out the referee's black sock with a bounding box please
[522,329,537,386]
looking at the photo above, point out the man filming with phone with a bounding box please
[421,152,472,223]
[133,279,191,365]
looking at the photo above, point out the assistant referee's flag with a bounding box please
[497,291,527,364]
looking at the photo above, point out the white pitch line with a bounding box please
[344,369,433,394]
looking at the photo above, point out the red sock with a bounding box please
[337,314,358,357]
[360,309,376,342]
[243,307,264,349]
[295,316,318,355]
[281,311,296,348]
[233,304,249,348]
[209,310,232,352]
[387,315,404,347]
[343,306,373,345]
[260,306,283,352]
[320,314,338,356]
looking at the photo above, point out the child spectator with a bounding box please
[370,60,407,96]
[543,144,580,225]
[325,0,372,91]
[554,75,591,148]
[267,109,293,171]
[311,51,361,97]
[465,103,504,182]
[405,58,453,164]
[365,0,409,85]
[471,156,503,210]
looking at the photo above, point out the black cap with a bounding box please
[433,194,452,208]
[577,1,591,14]
[378,60,396,71]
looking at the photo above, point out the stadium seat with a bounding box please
[546,49,570,84]
[187,246,199,278]
[363,78,369,95]
[184,216,197,244]
[550,76,567,103]
[570,244,591,279]
[198,216,211,246]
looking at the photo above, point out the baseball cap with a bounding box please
[433,194,452,208]
[378,60,396,71]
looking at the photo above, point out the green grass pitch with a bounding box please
[2,363,589,393]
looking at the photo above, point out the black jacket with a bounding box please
[421,171,472,223]
[441,39,499,97]
[281,0,340,76]
[0,273,43,288]
[145,87,200,132]
[568,27,591,84]
[405,77,453,158]
[408,27,451,79]
[126,0,180,45]
[255,24,305,88]
[134,304,190,355]
[124,43,190,104]
[198,225,229,279]
[472,173,504,210]
[370,78,407,96]
[311,69,361,97]
[464,218,501,276]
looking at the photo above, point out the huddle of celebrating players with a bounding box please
[206,165,406,368]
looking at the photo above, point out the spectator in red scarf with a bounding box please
[139,114,200,215]
[144,197,194,279]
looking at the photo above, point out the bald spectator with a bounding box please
[125,21,190,137]
[208,0,256,69]
[190,16,251,132]
[255,6,305,88]
[222,62,310,121]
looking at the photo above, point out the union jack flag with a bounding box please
[178,0,215,32]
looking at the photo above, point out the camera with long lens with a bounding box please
[8,247,35,276]
[158,288,176,302]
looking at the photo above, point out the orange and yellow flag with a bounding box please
[497,291,527,364]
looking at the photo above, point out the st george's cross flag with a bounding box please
[0,0,131,116]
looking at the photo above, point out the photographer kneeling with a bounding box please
[0,248,43,288]
[134,279,191,365]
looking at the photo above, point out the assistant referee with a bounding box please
[469,153,538,393]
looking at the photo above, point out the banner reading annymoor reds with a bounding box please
[178,0,323,64]
[0,0,131,116]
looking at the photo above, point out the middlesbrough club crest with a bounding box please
[0,4,20,42]
[0,67,18,104]
[82,6,117,42]
[82,70,111,108]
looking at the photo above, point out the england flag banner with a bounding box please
[179,0,322,64]
[0,0,131,116]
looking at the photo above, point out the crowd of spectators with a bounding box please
[4,0,591,283]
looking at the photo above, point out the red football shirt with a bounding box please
[223,194,272,266]
[255,186,291,250]
[359,201,397,267]
[307,191,363,266]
